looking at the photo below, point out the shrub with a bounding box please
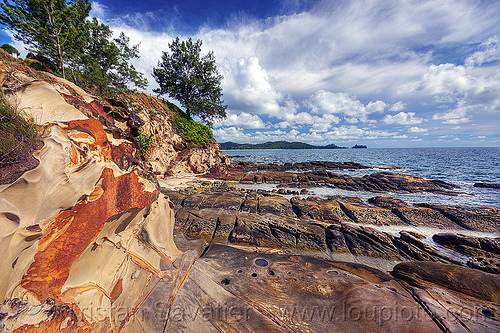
[0,94,41,165]
[24,58,54,73]
[172,113,213,147]
[137,131,155,155]
[0,43,19,56]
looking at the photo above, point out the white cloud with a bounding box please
[383,112,423,125]
[87,0,500,146]
[304,90,389,123]
[408,126,428,133]
[465,36,500,67]
[90,1,108,18]
[228,56,283,115]
[415,64,469,96]
[433,105,471,124]
[214,112,267,129]
[389,101,406,112]
[393,135,409,139]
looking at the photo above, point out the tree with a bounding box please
[153,37,227,127]
[75,19,147,93]
[0,43,19,56]
[0,0,91,79]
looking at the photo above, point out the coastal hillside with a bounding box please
[0,49,220,182]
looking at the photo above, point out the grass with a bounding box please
[0,94,42,166]
[137,131,155,155]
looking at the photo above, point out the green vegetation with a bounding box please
[173,112,213,147]
[153,37,227,127]
[0,0,91,79]
[137,131,155,155]
[0,94,41,165]
[0,43,19,56]
[23,58,54,73]
[0,0,147,94]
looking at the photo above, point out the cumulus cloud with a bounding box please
[389,101,406,112]
[85,0,500,145]
[415,64,469,97]
[383,112,423,125]
[228,56,283,115]
[408,126,428,133]
[304,90,388,123]
[214,112,268,129]
[432,105,471,124]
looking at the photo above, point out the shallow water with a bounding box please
[223,147,500,207]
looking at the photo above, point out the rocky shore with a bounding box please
[0,56,499,332]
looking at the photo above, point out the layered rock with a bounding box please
[0,60,220,178]
[224,161,462,195]
[0,116,182,331]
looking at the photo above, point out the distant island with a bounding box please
[219,141,367,150]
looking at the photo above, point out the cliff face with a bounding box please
[137,105,220,175]
[0,57,220,179]
[0,59,186,331]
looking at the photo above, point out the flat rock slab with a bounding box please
[393,261,500,332]
[184,244,442,333]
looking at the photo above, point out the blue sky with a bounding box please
[2,0,500,147]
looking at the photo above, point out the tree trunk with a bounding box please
[48,1,65,79]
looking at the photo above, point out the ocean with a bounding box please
[221,147,500,208]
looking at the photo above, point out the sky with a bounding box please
[1,0,500,148]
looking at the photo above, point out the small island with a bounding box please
[220,140,367,150]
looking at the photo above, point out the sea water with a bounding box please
[221,147,500,208]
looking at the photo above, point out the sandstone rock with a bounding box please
[418,203,500,232]
[392,261,500,332]
[186,244,441,333]
[339,224,402,260]
[221,154,231,166]
[368,196,408,209]
[394,206,461,229]
[433,233,500,256]
[474,182,500,189]
[467,257,500,274]
[337,200,405,226]
[258,193,296,217]
[0,117,183,331]
[291,197,352,224]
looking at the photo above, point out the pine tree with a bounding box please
[153,37,227,127]
[0,0,91,79]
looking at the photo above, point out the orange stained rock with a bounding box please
[66,119,134,168]
[21,167,158,302]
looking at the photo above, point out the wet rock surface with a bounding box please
[474,182,500,189]
[162,182,500,273]
[222,161,462,195]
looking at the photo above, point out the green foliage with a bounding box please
[0,0,91,79]
[24,58,54,73]
[0,43,19,55]
[172,112,213,147]
[153,37,227,127]
[75,20,147,93]
[0,94,41,165]
[137,131,155,155]
[26,52,57,71]
[0,1,147,93]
